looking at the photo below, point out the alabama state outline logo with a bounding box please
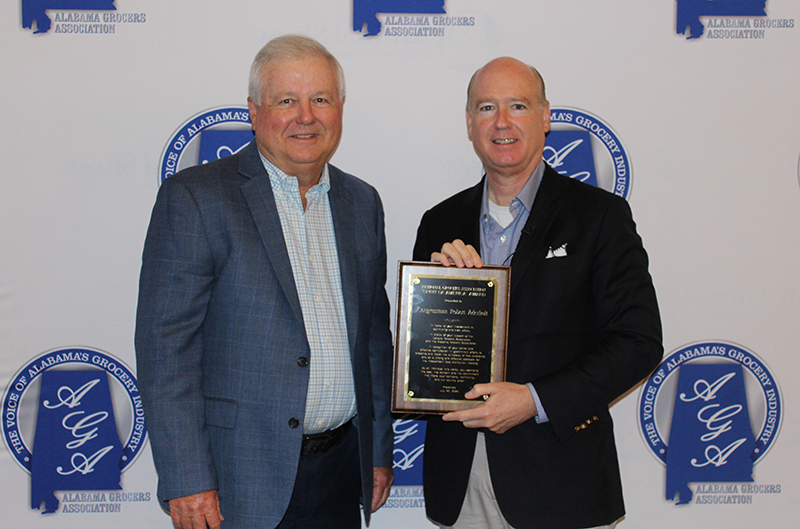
[2,347,148,513]
[159,106,253,185]
[547,107,632,199]
[638,341,782,505]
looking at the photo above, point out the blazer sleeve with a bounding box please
[534,197,663,441]
[135,177,219,504]
[368,191,395,467]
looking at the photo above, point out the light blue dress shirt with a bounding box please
[479,160,550,424]
[260,154,356,434]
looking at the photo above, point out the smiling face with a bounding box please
[248,55,344,182]
[466,57,550,184]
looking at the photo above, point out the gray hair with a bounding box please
[466,62,547,112]
[248,34,345,106]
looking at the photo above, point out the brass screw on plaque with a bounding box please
[408,391,415,397]
[488,281,494,287]
[414,278,420,284]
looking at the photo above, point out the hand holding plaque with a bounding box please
[392,261,510,414]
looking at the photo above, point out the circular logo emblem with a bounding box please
[638,341,781,466]
[547,107,632,199]
[159,106,252,184]
[2,347,147,473]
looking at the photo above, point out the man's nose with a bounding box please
[296,101,315,124]
[494,107,510,128]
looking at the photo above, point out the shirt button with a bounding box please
[500,235,507,242]
[288,417,300,428]
[297,357,308,367]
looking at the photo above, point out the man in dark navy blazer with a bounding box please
[136,35,394,529]
[413,57,662,529]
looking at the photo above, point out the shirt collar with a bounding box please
[258,151,331,198]
[481,159,545,219]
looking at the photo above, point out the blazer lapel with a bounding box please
[459,179,485,255]
[238,141,305,329]
[510,165,562,295]
[327,166,359,354]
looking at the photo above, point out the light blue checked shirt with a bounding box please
[260,154,356,435]
[479,159,550,424]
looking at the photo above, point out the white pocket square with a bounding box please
[545,243,568,259]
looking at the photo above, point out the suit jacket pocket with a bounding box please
[204,396,238,429]
[538,253,578,270]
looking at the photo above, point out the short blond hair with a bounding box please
[248,34,345,106]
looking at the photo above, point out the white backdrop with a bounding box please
[2,1,799,527]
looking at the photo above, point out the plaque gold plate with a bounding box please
[392,261,510,414]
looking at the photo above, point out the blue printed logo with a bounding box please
[387,419,426,509]
[666,364,755,504]
[2,347,148,513]
[676,0,767,39]
[354,0,445,36]
[159,106,252,185]
[547,108,632,199]
[31,370,124,513]
[638,342,782,505]
[22,0,116,34]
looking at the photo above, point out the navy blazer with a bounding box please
[413,165,662,529]
[135,140,394,527]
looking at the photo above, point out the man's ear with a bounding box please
[247,97,257,129]
[542,101,551,134]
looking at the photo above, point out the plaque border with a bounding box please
[392,261,510,414]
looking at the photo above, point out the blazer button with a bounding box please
[297,357,308,367]
[288,417,300,429]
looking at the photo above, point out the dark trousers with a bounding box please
[276,423,361,529]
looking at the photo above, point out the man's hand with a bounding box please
[431,239,482,268]
[168,490,223,529]
[371,466,394,512]
[442,382,537,434]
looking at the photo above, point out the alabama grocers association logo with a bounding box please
[675,0,795,40]
[547,108,632,199]
[638,341,782,506]
[2,347,149,514]
[159,106,252,184]
[21,0,147,35]
[387,419,426,509]
[353,0,476,38]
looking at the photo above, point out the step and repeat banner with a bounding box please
[2,1,799,528]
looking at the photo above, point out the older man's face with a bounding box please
[466,58,550,182]
[248,56,343,180]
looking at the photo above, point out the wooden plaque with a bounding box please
[392,261,510,414]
